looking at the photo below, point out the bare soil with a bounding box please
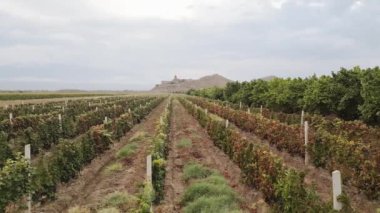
[34,99,168,212]
[155,100,269,213]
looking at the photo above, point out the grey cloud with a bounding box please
[0,0,379,90]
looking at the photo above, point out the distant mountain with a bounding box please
[151,74,232,93]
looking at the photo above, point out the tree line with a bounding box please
[187,66,380,125]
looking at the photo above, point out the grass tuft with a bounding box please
[67,206,91,213]
[181,163,242,213]
[129,131,147,142]
[116,143,138,159]
[103,162,123,175]
[182,163,214,182]
[101,191,139,211]
[98,207,120,213]
[202,174,229,186]
[183,195,241,213]
[181,182,238,205]
[176,138,192,148]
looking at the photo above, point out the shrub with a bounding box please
[0,155,31,211]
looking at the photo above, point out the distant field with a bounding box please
[0,93,112,101]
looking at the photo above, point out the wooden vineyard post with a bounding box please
[205,109,208,115]
[260,105,263,118]
[58,114,63,132]
[146,155,152,182]
[332,170,343,210]
[239,101,242,109]
[304,121,309,165]
[62,106,65,112]
[247,108,251,114]
[225,119,229,128]
[32,105,35,111]
[300,110,304,136]
[146,155,153,212]
[128,108,131,114]
[95,107,98,112]
[104,116,108,124]
[25,144,31,213]
[9,113,13,125]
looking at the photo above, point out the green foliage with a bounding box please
[274,169,330,213]
[303,75,341,115]
[359,67,380,124]
[0,132,13,168]
[188,87,225,100]
[266,78,307,113]
[337,193,355,213]
[151,99,171,204]
[137,181,154,213]
[223,81,241,102]
[0,154,31,212]
[190,66,380,125]
[152,158,165,203]
[31,127,112,202]
[331,67,363,120]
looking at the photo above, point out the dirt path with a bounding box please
[35,98,168,212]
[228,120,380,212]
[155,100,269,213]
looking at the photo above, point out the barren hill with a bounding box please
[151,74,232,93]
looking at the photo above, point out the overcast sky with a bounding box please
[0,0,379,90]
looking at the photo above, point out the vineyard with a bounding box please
[0,94,379,212]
